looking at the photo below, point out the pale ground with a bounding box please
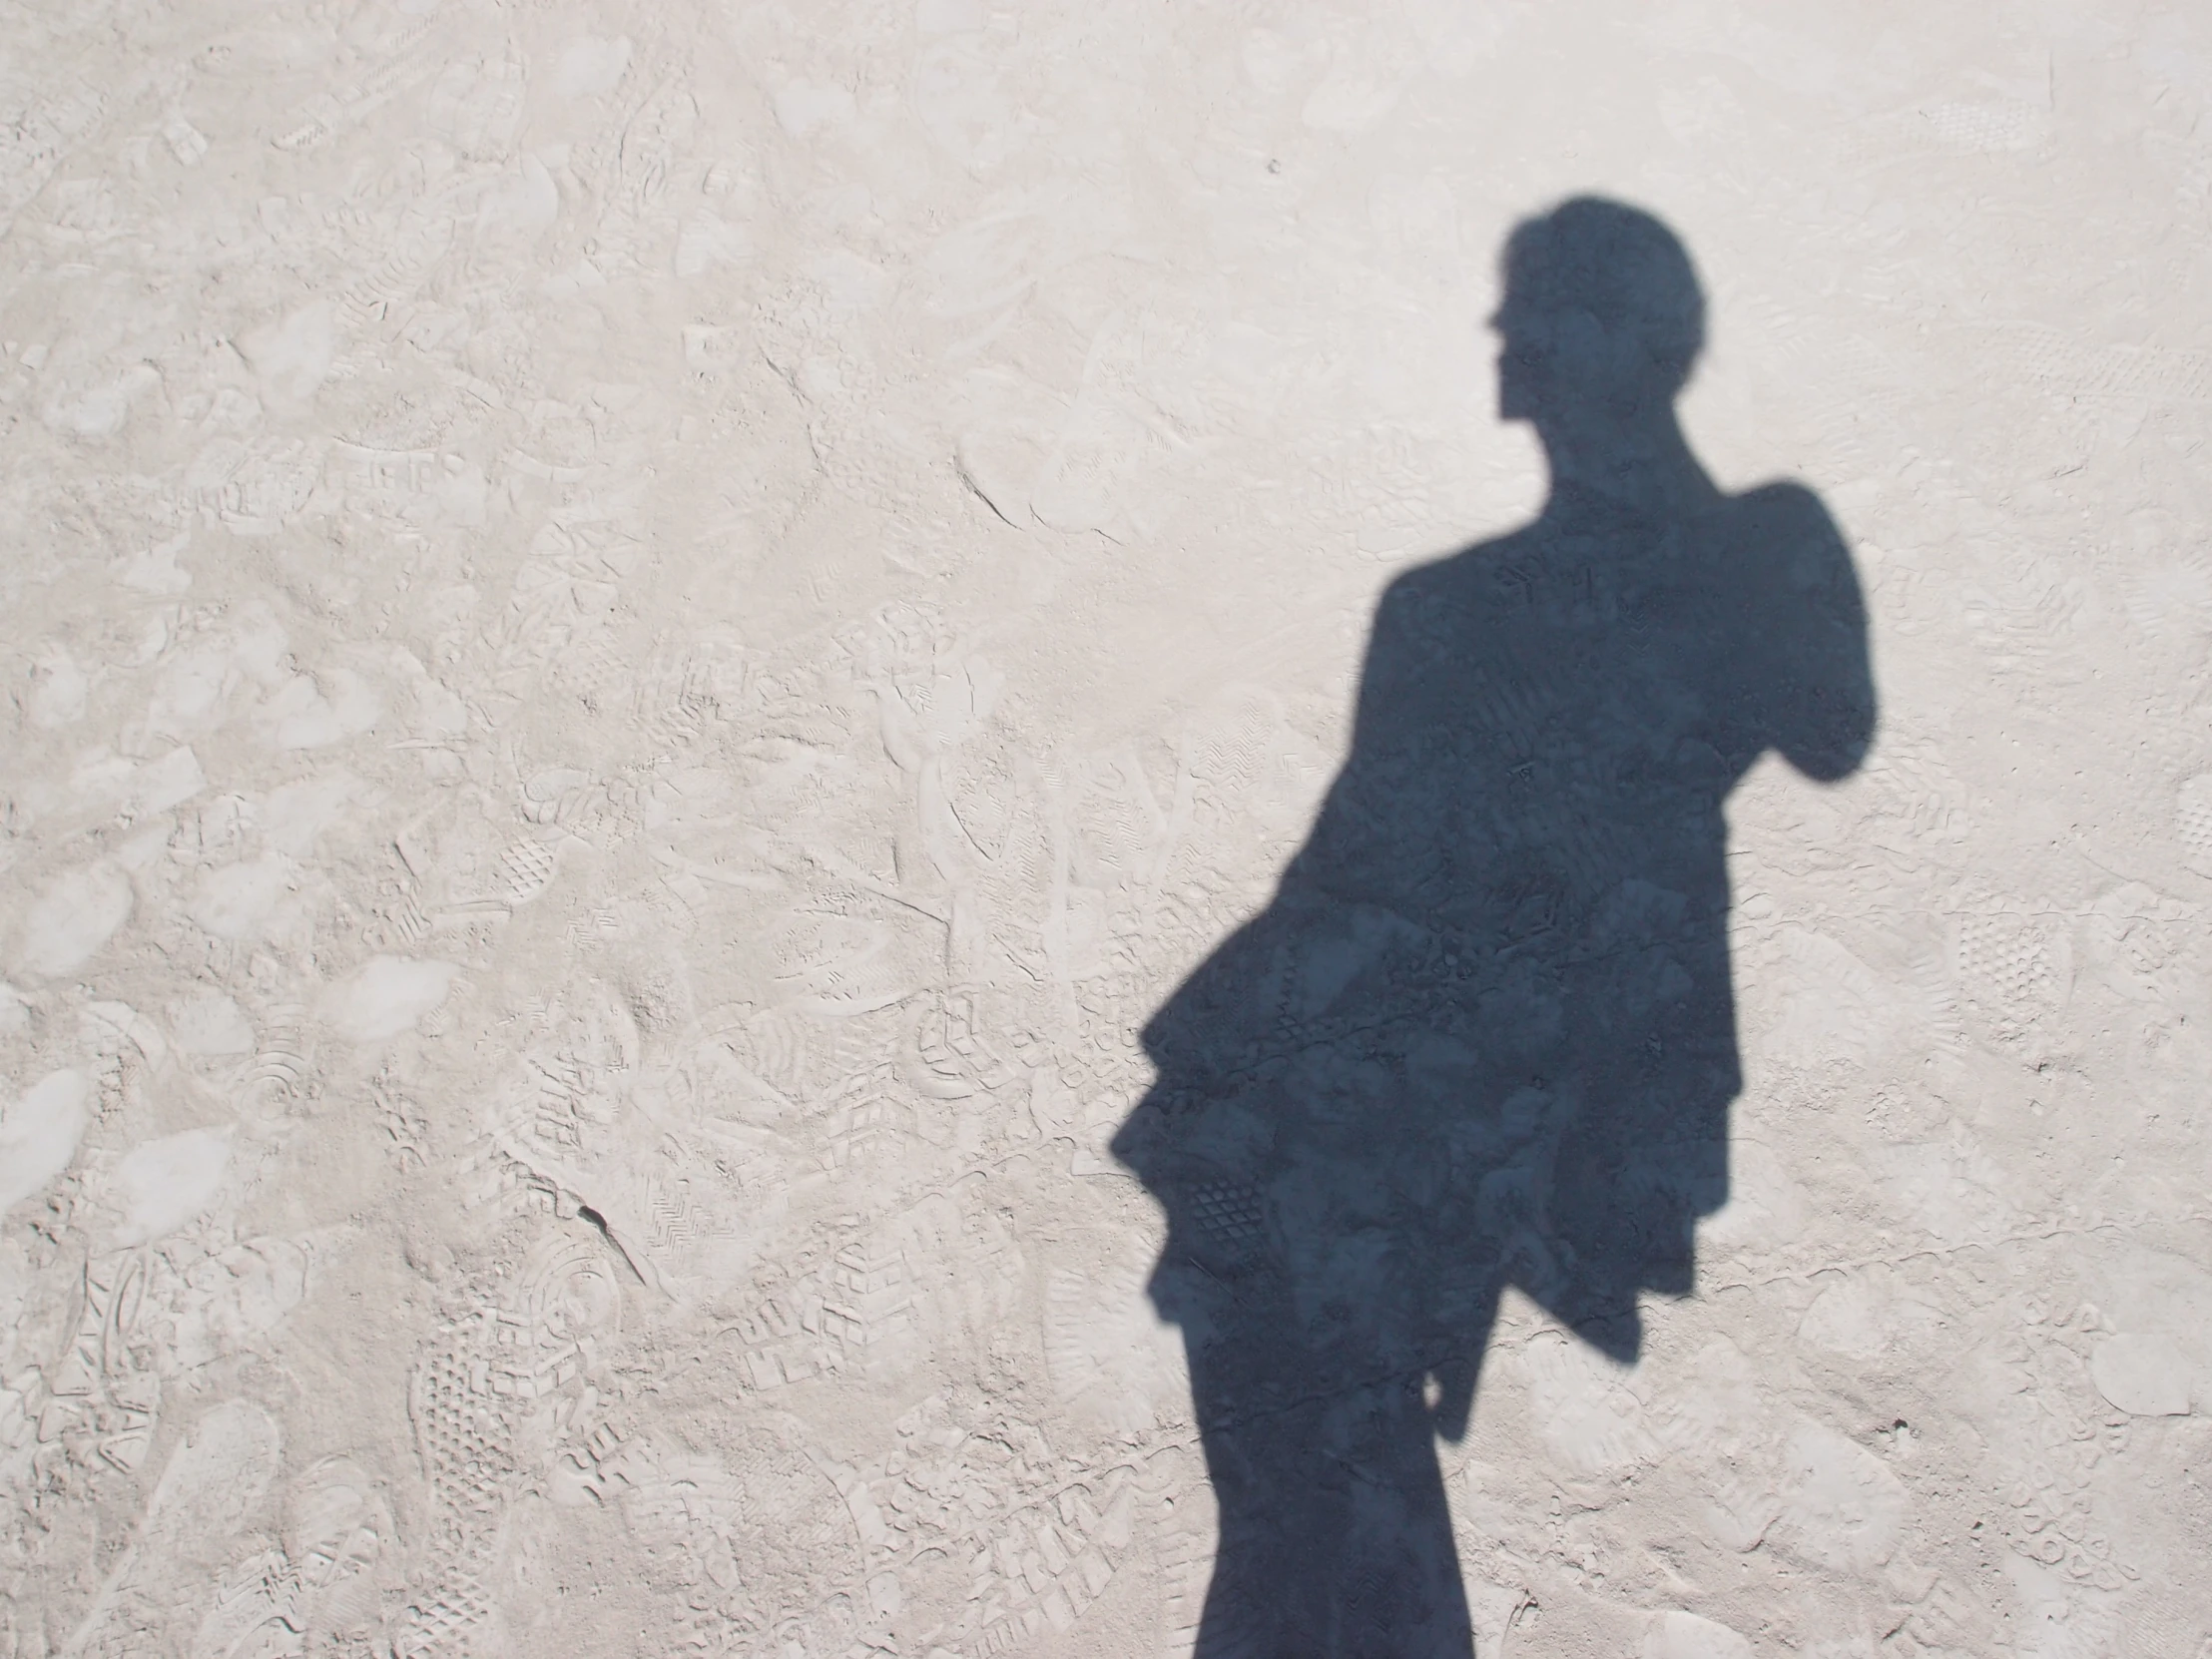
[3,1,2212,1656]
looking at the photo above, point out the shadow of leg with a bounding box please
[1186,1310,1474,1659]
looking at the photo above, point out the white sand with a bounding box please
[3,2,2209,1654]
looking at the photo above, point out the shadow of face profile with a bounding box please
[1492,197,1706,431]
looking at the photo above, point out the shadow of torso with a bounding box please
[1112,479,1872,1656]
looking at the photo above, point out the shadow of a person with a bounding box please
[1111,199,1876,1657]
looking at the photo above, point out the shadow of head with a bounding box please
[1492,197,1706,428]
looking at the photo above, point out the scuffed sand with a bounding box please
[3,2,2211,1654]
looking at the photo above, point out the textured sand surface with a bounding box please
[3,2,2211,1656]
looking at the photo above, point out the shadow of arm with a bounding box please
[1749,483,1877,782]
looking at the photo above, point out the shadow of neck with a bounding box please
[1531,408,1719,524]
